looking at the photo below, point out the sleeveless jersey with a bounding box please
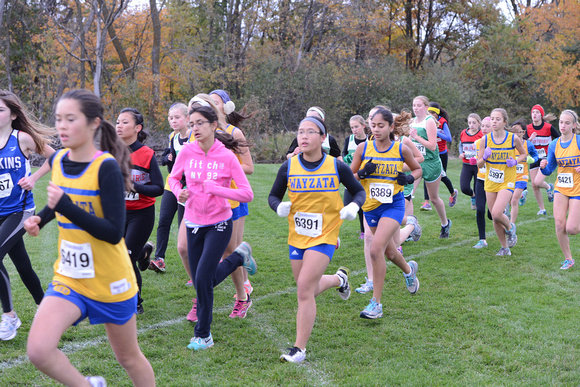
[437,117,448,153]
[483,131,517,192]
[527,122,553,159]
[515,147,529,183]
[52,150,137,302]
[126,145,156,210]
[411,115,438,162]
[224,124,242,210]
[164,131,193,190]
[0,130,34,216]
[287,154,343,249]
[345,134,366,166]
[475,138,486,180]
[460,129,484,164]
[360,140,405,212]
[553,134,580,197]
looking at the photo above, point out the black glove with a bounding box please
[357,159,376,179]
[396,172,414,186]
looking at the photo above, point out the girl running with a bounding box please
[527,104,558,215]
[421,102,458,210]
[23,89,155,386]
[410,96,451,238]
[269,115,365,363]
[477,108,526,256]
[535,110,580,270]
[471,117,492,248]
[168,105,256,350]
[209,89,255,318]
[351,107,422,319]
[286,106,342,160]
[508,120,538,224]
[116,108,164,314]
[0,90,54,341]
[150,103,192,274]
[342,114,368,239]
[459,113,484,210]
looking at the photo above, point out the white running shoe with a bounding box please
[336,266,351,300]
[355,278,373,294]
[280,346,306,363]
[86,376,107,387]
[0,313,21,341]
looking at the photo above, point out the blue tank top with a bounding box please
[0,130,34,216]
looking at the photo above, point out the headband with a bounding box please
[427,107,440,115]
[482,116,491,122]
[307,107,325,121]
[532,104,545,117]
[300,117,326,135]
[210,89,231,103]
[190,97,211,108]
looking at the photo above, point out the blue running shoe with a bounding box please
[519,189,528,206]
[560,259,575,270]
[355,278,373,294]
[472,240,488,249]
[471,197,476,210]
[404,261,419,294]
[547,183,555,202]
[187,334,214,350]
[360,297,383,319]
[236,242,257,275]
[506,222,517,248]
[439,219,451,239]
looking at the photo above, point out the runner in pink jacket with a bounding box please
[168,105,257,351]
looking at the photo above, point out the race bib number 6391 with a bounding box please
[293,212,323,238]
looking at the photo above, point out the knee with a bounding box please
[566,222,580,236]
[114,350,141,372]
[296,282,314,302]
[369,247,383,262]
[460,186,472,196]
[177,241,187,259]
[555,220,567,234]
[27,340,52,368]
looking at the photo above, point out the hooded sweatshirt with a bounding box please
[168,139,253,226]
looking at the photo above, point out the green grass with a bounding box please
[1,159,578,386]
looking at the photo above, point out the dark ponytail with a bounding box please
[120,107,148,143]
[189,105,248,154]
[60,90,132,190]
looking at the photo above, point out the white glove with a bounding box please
[276,201,292,217]
[340,202,360,221]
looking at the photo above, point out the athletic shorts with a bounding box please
[530,158,545,170]
[421,158,443,183]
[515,181,527,190]
[556,190,580,200]
[403,176,414,198]
[364,192,405,226]
[45,281,137,326]
[289,244,335,261]
[232,203,249,221]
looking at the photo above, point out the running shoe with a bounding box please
[471,197,477,210]
[496,247,511,256]
[506,222,517,248]
[504,204,510,218]
[186,279,193,287]
[336,266,351,300]
[472,240,488,249]
[355,278,373,294]
[360,297,383,319]
[439,219,452,239]
[280,347,306,363]
[537,209,547,215]
[560,259,575,270]
[229,295,252,318]
[449,189,458,207]
[335,237,341,250]
[519,189,528,206]
[236,241,257,275]
[420,201,432,211]
[149,257,166,273]
[139,242,154,271]
[136,304,144,315]
[187,334,214,350]
[233,280,254,299]
[404,261,419,294]
[0,313,21,341]
[358,231,365,240]
[187,298,197,322]
[86,376,107,387]
[406,215,422,242]
[547,183,555,202]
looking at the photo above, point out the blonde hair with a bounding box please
[349,115,368,134]
[189,94,226,130]
[413,96,430,106]
[561,110,579,134]
[393,110,413,137]
[169,102,188,116]
[468,113,482,124]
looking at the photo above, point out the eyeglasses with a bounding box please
[297,130,322,136]
[188,120,210,129]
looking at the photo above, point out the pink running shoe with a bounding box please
[358,231,365,240]
[233,280,254,299]
[187,298,197,322]
[229,295,252,318]
[335,237,341,250]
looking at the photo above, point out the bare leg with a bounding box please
[510,188,524,223]
[530,168,549,211]
[177,219,191,280]
[426,178,448,225]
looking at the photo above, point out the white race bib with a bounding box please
[479,166,486,174]
[293,212,323,238]
[370,182,394,203]
[465,150,477,159]
[415,143,426,156]
[488,168,504,183]
[557,173,573,188]
[537,148,546,158]
[57,240,95,279]
[516,164,524,174]
[0,173,14,199]
[125,191,140,201]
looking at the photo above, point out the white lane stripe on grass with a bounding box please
[0,216,552,372]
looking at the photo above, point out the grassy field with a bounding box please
[1,159,578,386]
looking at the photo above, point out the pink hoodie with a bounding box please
[169,139,253,226]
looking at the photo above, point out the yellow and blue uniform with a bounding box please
[542,134,580,198]
[287,154,343,249]
[51,150,137,303]
[360,140,406,225]
[483,131,517,193]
